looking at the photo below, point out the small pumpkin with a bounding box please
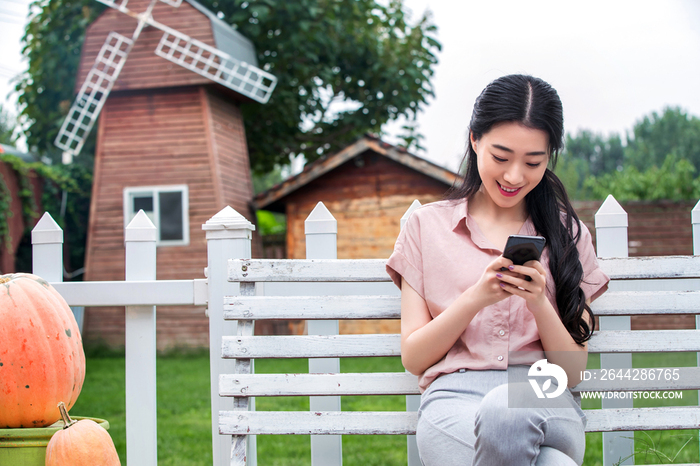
[45,402,121,466]
[0,273,85,427]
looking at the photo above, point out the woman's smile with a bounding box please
[497,182,523,197]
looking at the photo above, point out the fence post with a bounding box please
[692,199,700,461]
[594,195,632,466]
[305,202,342,466]
[124,210,158,466]
[203,206,256,466]
[401,200,421,466]
[31,212,63,283]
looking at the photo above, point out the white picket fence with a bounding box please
[30,195,700,466]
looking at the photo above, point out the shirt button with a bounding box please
[499,330,505,336]
[497,355,504,361]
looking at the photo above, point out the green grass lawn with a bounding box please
[71,350,699,465]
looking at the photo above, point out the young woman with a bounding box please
[386,75,609,466]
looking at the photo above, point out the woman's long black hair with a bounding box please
[447,74,593,345]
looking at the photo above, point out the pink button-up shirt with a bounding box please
[386,199,609,392]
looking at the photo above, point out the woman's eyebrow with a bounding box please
[491,144,546,156]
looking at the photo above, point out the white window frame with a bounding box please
[123,184,190,247]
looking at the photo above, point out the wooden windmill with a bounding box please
[58,0,276,349]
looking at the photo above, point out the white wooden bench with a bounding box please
[219,255,700,466]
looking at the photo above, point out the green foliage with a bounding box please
[562,108,700,201]
[0,154,40,225]
[199,0,441,173]
[39,162,92,274]
[0,154,92,274]
[252,164,285,194]
[558,130,624,200]
[256,209,286,235]
[625,106,700,172]
[16,0,104,165]
[553,155,593,200]
[584,154,700,202]
[0,172,12,251]
[0,104,17,145]
[563,130,624,176]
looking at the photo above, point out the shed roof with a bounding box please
[254,135,460,212]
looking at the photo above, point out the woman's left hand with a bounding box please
[496,260,549,313]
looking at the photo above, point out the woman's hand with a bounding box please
[468,255,520,309]
[496,260,549,313]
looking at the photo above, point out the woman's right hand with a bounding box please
[467,255,516,308]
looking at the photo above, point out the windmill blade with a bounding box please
[155,31,277,104]
[158,0,183,7]
[55,32,134,157]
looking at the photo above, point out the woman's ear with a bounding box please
[470,131,478,152]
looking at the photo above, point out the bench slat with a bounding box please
[222,334,401,359]
[222,291,700,320]
[592,290,700,315]
[598,256,700,280]
[588,330,700,353]
[585,407,700,432]
[228,257,700,283]
[220,372,420,397]
[222,330,700,359]
[229,259,391,282]
[220,411,418,435]
[219,368,699,397]
[219,407,700,435]
[223,295,399,320]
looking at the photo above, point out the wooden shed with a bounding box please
[255,136,459,260]
[254,136,458,334]
[76,0,264,349]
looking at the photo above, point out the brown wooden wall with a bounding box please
[83,86,257,350]
[0,162,42,274]
[573,200,696,257]
[77,0,216,94]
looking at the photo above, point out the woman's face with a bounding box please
[471,121,550,213]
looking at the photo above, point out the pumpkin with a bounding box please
[46,402,121,466]
[0,273,85,428]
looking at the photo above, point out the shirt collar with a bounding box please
[450,198,469,231]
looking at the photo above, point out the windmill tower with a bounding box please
[58,0,276,347]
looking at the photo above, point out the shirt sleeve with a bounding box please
[386,211,425,298]
[576,220,609,302]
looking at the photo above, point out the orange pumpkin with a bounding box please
[46,402,121,466]
[0,273,85,427]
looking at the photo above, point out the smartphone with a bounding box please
[503,235,546,266]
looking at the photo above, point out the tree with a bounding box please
[584,154,700,201]
[16,0,104,165]
[624,107,700,172]
[556,130,624,200]
[563,130,624,176]
[17,0,440,173]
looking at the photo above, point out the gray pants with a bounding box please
[417,367,586,466]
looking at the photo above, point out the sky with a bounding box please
[2,0,700,172]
